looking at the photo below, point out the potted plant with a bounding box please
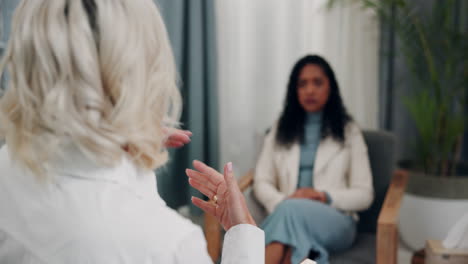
[329,0,468,250]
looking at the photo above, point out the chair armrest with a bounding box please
[238,169,255,192]
[377,170,409,264]
[204,169,255,262]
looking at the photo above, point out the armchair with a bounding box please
[204,131,408,264]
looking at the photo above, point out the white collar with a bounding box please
[47,143,137,185]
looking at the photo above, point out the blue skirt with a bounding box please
[261,199,356,264]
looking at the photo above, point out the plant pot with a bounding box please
[399,172,468,251]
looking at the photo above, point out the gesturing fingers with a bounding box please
[165,140,185,148]
[188,177,216,199]
[186,169,219,190]
[191,197,217,216]
[193,160,224,186]
[168,131,191,142]
[164,128,192,148]
[223,162,235,188]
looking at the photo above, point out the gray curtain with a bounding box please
[379,0,468,162]
[1,0,17,41]
[155,0,219,212]
[0,0,20,93]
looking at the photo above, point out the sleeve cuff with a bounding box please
[221,224,265,264]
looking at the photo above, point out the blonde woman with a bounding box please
[0,0,263,263]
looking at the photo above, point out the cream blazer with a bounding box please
[253,122,374,216]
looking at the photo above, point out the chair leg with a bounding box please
[377,221,398,264]
[377,171,409,264]
[204,213,221,262]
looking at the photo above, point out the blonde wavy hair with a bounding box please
[0,0,181,176]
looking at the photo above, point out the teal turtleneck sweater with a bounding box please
[297,112,322,188]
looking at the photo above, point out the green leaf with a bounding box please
[328,0,468,176]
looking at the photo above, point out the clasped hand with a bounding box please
[288,188,327,203]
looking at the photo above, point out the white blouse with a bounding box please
[0,145,264,264]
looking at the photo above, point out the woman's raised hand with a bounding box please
[164,128,192,148]
[186,161,256,231]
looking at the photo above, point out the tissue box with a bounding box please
[426,240,468,264]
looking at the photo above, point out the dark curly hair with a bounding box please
[276,55,351,147]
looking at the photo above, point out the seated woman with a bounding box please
[253,55,374,264]
[0,0,262,263]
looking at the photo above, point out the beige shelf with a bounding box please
[426,240,468,264]
[427,240,468,256]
